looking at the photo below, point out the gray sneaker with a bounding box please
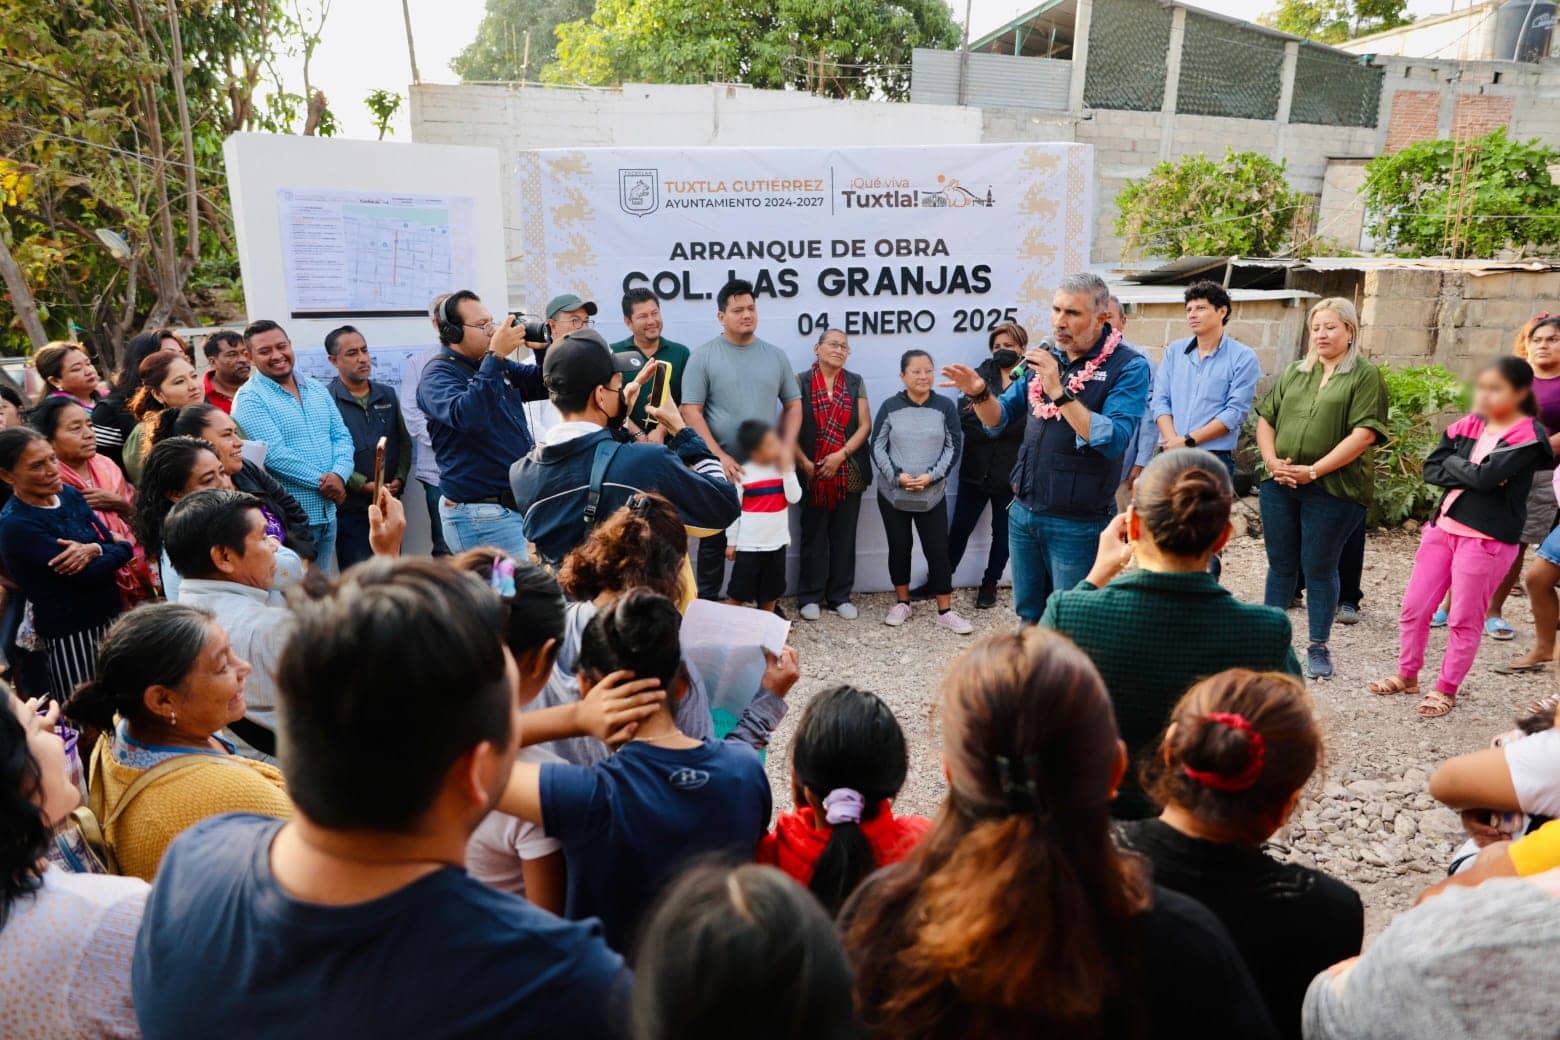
[884,601,912,627]
[1307,643,1334,680]
[799,602,821,621]
[833,602,858,620]
[935,609,974,635]
[1337,603,1360,626]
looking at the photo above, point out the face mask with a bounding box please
[991,348,1020,370]
[604,385,628,430]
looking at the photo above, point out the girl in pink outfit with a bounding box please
[1370,358,1553,717]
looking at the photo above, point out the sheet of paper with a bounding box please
[276,188,477,318]
[680,600,790,733]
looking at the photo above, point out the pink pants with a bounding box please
[1399,524,1519,696]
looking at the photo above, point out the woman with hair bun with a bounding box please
[758,684,929,915]
[841,628,1275,1039]
[1120,669,1363,1040]
[1041,448,1301,818]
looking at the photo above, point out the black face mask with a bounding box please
[991,348,1021,370]
[604,385,629,430]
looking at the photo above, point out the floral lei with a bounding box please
[1027,326,1123,420]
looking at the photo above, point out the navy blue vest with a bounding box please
[1012,331,1144,520]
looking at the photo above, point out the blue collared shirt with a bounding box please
[1150,332,1261,454]
[985,339,1152,462]
[231,373,355,526]
[1134,357,1159,469]
[416,349,548,502]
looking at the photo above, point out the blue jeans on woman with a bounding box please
[1008,501,1109,623]
[1259,479,1366,644]
[948,484,1013,586]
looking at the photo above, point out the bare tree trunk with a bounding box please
[164,0,200,273]
[302,89,328,136]
[0,219,49,349]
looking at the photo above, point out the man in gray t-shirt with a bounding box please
[681,278,801,599]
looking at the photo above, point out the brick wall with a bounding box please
[1452,93,1514,140]
[1383,89,1442,153]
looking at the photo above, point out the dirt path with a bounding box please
[765,523,1555,938]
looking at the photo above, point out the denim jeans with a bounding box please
[1259,479,1366,644]
[1008,501,1108,623]
[310,518,339,577]
[438,499,530,560]
[948,484,1013,586]
[423,482,451,557]
[336,510,373,571]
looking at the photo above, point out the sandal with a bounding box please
[1493,658,1550,675]
[1415,691,1455,718]
[1368,675,1420,696]
[1486,617,1516,641]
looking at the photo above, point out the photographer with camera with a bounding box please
[416,289,549,559]
[510,329,739,567]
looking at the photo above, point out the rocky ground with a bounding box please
[763,503,1558,940]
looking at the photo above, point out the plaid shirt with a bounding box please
[231,372,355,526]
[1040,568,1302,819]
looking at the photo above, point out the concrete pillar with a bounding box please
[1067,0,1094,112]
[1275,41,1299,159]
[1158,6,1187,161]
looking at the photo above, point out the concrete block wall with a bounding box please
[1125,299,1307,376]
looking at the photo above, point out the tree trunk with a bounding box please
[0,218,49,349]
[302,89,327,136]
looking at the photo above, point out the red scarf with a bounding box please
[808,363,854,508]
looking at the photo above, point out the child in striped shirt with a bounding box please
[725,420,802,612]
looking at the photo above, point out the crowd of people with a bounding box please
[0,277,1557,1040]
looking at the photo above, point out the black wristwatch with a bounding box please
[1054,387,1077,406]
[1184,434,1197,448]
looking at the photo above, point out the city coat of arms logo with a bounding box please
[618,169,659,217]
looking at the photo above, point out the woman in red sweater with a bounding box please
[758,684,930,914]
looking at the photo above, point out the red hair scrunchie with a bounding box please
[1182,712,1265,793]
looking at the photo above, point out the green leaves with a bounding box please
[1257,0,1412,43]
[1361,129,1560,258]
[1368,365,1471,528]
[1114,149,1306,260]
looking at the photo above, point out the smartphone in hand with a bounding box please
[372,436,387,492]
[642,361,670,429]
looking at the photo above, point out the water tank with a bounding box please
[1495,0,1557,62]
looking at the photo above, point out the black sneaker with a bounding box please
[1306,643,1334,680]
[908,583,934,601]
[976,582,998,609]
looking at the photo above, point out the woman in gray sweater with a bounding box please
[871,350,970,634]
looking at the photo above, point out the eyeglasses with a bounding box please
[464,320,496,332]
[556,315,595,330]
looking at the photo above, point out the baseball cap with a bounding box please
[545,293,598,319]
[542,329,643,398]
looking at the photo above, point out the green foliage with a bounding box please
[1369,365,1472,528]
[543,0,961,100]
[1361,129,1560,259]
[365,89,403,140]
[1258,0,1412,43]
[451,0,595,80]
[1114,149,1306,260]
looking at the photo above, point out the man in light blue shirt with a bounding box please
[232,319,355,570]
[1150,280,1260,576]
[1108,294,1159,502]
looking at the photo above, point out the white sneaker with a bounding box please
[883,601,912,627]
[935,609,974,635]
[834,602,858,620]
[799,603,821,621]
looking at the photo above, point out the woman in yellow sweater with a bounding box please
[64,602,291,880]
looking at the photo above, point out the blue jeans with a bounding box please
[438,499,530,560]
[310,518,338,576]
[948,484,1013,586]
[423,482,451,557]
[1259,479,1366,644]
[1208,451,1235,581]
[1008,501,1108,623]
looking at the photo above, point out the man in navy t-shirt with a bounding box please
[132,559,628,1039]
[498,589,774,952]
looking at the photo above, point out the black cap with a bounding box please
[542,329,643,398]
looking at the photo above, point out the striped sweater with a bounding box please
[726,463,802,551]
[871,390,962,512]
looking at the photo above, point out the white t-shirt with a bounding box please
[0,867,147,1039]
[1505,728,1560,818]
[465,746,563,897]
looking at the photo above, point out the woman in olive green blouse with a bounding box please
[1255,298,1389,680]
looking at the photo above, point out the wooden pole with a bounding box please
[401,0,421,83]
[957,0,974,104]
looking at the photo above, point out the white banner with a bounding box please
[516,143,1093,593]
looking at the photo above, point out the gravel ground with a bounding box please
[763,506,1558,940]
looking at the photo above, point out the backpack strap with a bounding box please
[102,750,245,832]
[582,439,623,526]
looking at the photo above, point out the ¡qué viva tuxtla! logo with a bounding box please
[839,174,995,210]
[619,168,659,217]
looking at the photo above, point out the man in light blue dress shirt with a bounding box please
[1148,280,1260,577]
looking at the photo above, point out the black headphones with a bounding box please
[438,292,469,346]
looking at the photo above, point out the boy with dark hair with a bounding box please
[724,419,801,612]
[133,558,629,1038]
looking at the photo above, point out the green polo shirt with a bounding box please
[610,336,690,426]
[1255,358,1389,507]
[1039,568,1302,820]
